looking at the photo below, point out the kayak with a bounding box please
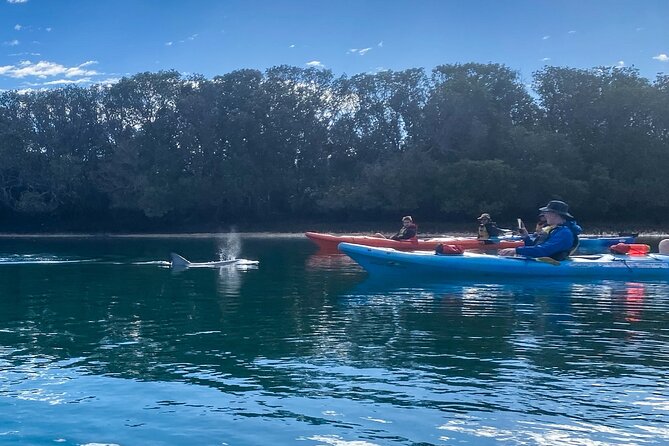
[338,242,669,279]
[306,231,636,254]
[305,232,523,251]
[577,234,638,254]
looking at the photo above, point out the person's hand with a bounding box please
[518,227,528,236]
[498,248,517,256]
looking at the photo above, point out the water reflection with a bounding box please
[335,276,669,375]
[305,250,359,273]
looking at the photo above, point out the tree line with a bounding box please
[0,63,667,231]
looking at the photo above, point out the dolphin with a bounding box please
[170,253,244,269]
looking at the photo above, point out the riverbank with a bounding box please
[0,216,666,237]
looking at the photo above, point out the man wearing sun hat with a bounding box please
[499,200,582,260]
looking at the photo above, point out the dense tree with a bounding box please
[0,63,667,230]
[422,63,538,161]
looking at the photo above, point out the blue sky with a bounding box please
[1,0,667,91]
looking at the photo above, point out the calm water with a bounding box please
[1,235,668,446]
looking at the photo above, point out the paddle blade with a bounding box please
[536,257,561,266]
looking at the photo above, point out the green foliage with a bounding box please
[0,63,667,229]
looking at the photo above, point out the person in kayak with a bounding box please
[499,200,582,260]
[534,213,548,234]
[518,213,550,244]
[375,216,418,240]
[477,213,507,240]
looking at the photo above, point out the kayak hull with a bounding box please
[338,242,669,279]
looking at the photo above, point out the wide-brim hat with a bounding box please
[477,213,491,221]
[539,200,573,219]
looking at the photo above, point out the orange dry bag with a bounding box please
[609,243,650,255]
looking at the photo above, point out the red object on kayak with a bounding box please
[609,243,651,255]
[435,244,465,255]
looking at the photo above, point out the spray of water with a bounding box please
[218,228,242,260]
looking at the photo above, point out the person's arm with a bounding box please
[486,223,503,237]
[395,225,417,240]
[515,227,573,258]
[522,233,536,246]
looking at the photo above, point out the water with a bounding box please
[1,235,668,445]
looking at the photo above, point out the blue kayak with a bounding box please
[338,242,669,279]
[575,234,636,254]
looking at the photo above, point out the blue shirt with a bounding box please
[515,221,582,259]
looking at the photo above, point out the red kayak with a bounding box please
[305,231,523,252]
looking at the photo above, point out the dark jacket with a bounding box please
[517,220,582,260]
[390,223,417,241]
[478,222,504,239]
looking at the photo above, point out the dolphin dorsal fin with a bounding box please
[170,253,191,268]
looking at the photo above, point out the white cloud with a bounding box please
[14,24,22,31]
[568,30,576,34]
[169,33,199,45]
[542,35,550,40]
[306,60,324,68]
[7,0,29,3]
[4,39,20,46]
[377,41,383,47]
[0,60,99,79]
[177,33,199,44]
[616,60,625,67]
[39,78,93,86]
[289,44,295,48]
[540,57,551,62]
[45,27,52,32]
[95,77,120,86]
[652,53,668,62]
[8,52,40,56]
[347,47,372,56]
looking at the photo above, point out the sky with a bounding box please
[1,0,667,91]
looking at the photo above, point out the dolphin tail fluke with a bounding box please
[170,253,191,268]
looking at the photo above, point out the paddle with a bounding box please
[507,255,561,266]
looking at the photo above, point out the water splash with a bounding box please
[217,229,241,260]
